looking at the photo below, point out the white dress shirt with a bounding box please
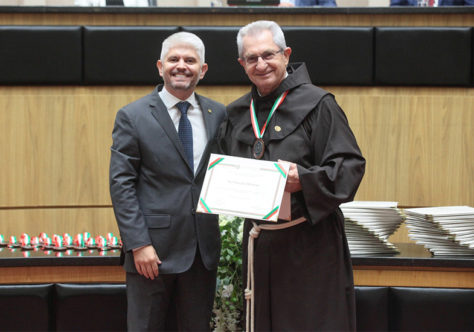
[159,87,208,174]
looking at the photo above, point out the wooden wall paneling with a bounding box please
[432,95,473,206]
[388,223,414,244]
[0,87,150,207]
[0,12,473,27]
[1,86,473,210]
[71,93,117,206]
[1,86,473,239]
[196,85,249,106]
[330,87,474,207]
[0,207,118,239]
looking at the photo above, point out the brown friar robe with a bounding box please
[218,62,366,331]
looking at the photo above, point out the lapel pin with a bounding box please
[208,109,212,113]
[274,125,281,132]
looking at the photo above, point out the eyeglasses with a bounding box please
[242,49,284,65]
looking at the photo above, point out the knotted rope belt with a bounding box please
[245,217,307,332]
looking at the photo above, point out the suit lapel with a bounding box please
[148,86,192,171]
[197,94,219,142]
[195,94,219,176]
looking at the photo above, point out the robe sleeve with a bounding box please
[216,118,231,155]
[298,95,365,225]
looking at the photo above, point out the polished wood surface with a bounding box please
[0,207,118,238]
[353,266,474,288]
[1,264,473,288]
[0,265,125,284]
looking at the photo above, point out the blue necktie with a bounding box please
[176,101,193,171]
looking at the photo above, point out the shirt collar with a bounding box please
[159,86,199,110]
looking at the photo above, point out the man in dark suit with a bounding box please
[110,31,226,331]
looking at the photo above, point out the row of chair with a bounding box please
[0,25,472,86]
[0,283,473,331]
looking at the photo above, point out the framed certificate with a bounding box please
[197,154,289,222]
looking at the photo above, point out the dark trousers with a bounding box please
[126,251,217,331]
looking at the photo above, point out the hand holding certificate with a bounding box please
[197,154,290,222]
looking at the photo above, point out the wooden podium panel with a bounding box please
[1,264,473,288]
[0,265,125,284]
[354,266,474,289]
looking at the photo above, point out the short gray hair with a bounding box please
[236,20,287,58]
[160,32,205,64]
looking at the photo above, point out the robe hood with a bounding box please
[227,62,331,146]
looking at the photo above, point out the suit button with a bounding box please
[192,208,196,215]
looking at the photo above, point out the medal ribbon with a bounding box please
[250,90,288,139]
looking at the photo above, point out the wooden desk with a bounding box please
[353,243,474,288]
[0,247,124,284]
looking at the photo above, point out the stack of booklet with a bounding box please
[404,206,474,256]
[340,201,404,255]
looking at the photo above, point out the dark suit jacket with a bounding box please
[110,85,226,274]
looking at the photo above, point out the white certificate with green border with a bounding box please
[197,153,290,222]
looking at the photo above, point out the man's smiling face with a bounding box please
[157,45,208,99]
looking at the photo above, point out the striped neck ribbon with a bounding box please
[249,90,288,139]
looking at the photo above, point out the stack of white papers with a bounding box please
[404,206,474,256]
[340,201,404,255]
